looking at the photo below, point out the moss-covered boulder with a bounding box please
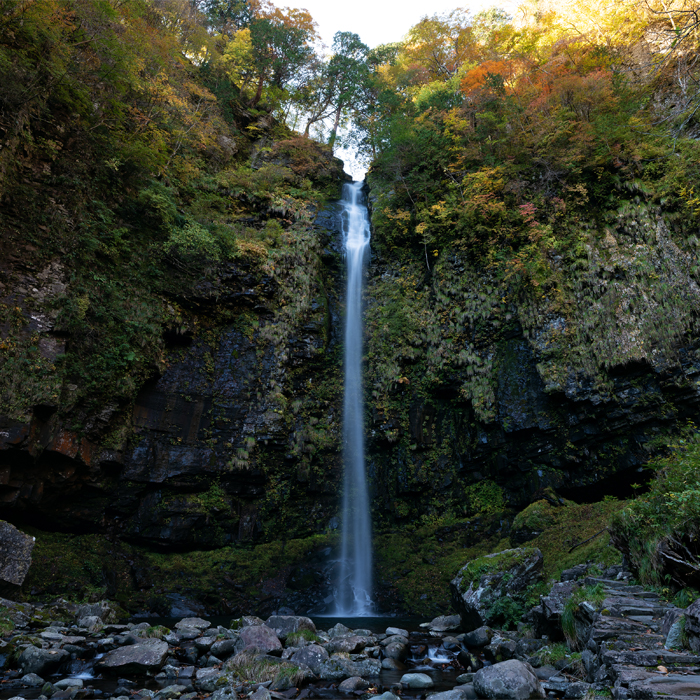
[450,547,543,632]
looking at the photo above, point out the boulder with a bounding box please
[19,646,69,676]
[529,581,578,640]
[483,635,517,663]
[290,644,329,675]
[381,658,406,670]
[474,659,545,700]
[328,623,352,638]
[265,615,315,641]
[0,521,35,586]
[451,548,544,632]
[462,626,494,648]
[383,641,407,660]
[175,617,211,631]
[239,625,282,654]
[231,616,264,629]
[338,676,370,692]
[400,672,434,688]
[326,635,368,654]
[211,638,241,659]
[20,673,45,686]
[428,690,472,700]
[75,600,121,624]
[97,639,169,674]
[386,626,408,637]
[194,668,226,693]
[429,615,461,632]
[684,599,700,652]
[77,615,104,633]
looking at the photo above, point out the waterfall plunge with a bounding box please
[336,180,374,616]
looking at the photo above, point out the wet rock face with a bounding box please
[0,206,346,551]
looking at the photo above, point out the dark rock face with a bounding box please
[18,646,69,676]
[451,548,544,631]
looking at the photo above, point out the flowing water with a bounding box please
[335,180,374,616]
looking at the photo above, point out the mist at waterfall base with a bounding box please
[333,180,375,617]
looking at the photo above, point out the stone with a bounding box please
[54,679,84,690]
[290,644,329,675]
[153,685,185,700]
[249,688,271,700]
[265,615,316,641]
[386,626,409,638]
[530,580,577,640]
[327,623,352,638]
[399,673,434,689]
[239,625,282,654]
[0,521,35,586]
[75,600,121,624]
[230,616,264,629]
[427,690,471,700]
[19,646,70,676]
[665,617,684,649]
[175,617,211,631]
[473,660,545,700]
[429,615,461,632]
[383,641,407,660]
[462,626,494,648]
[338,676,370,692]
[211,638,240,659]
[96,639,169,673]
[451,548,544,631]
[77,615,103,633]
[375,694,399,700]
[381,658,406,670]
[684,599,700,652]
[194,668,226,693]
[564,682,591,698]
[21,673,45,686]
[484,635,517,663]
[326,635,368,654]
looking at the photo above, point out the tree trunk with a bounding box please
[250,74,264,107]
[328,102,343,149]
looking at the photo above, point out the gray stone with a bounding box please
[153,685,186,700]
[338,676,370,692]
[230,616,264,629]
[19,646,69,676]
[564,682,590,698]
[239,625,282,654]
[381,658,406,670]
[96,639,169,673]
[77,615,103,633]
[290,644,329,675]
[249,688,271,700]
[75,600,120,624]
[684,599,700,652]
[194,668,226,693]
[426,690,470,700]
[21,673,45,686]
[484,636,517,663]
[474,659,545,700]
[326,635,368,654]
[452,685,478,700]
[265,615,316,641]
[386,626,409,638]
[0,521,35,586]
[429,615,461,632]
[665,617,684,649]
[462,626,493,648]
[328,623,352,638]
[383,641,407,660]
[175,617,211,631]
[400,673,434,689]
[211,638,240,659]
[375,694,399,700]
[54,678,84,690]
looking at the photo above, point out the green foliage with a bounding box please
[0,607,14,636]
[562,584,606,648]
[610,429,700,588]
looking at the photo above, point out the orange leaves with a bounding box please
[460,60,517,95]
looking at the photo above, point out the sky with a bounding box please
[282,0,507,50]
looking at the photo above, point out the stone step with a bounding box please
[591,617,663,642]
[602,596,671,618]
[602,648,700,667]
[585,577,634,589]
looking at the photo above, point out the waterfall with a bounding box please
[336,180,373,616]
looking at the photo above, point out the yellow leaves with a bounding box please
[222,28,256,90]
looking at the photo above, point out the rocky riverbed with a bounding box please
[2,552,700,700]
